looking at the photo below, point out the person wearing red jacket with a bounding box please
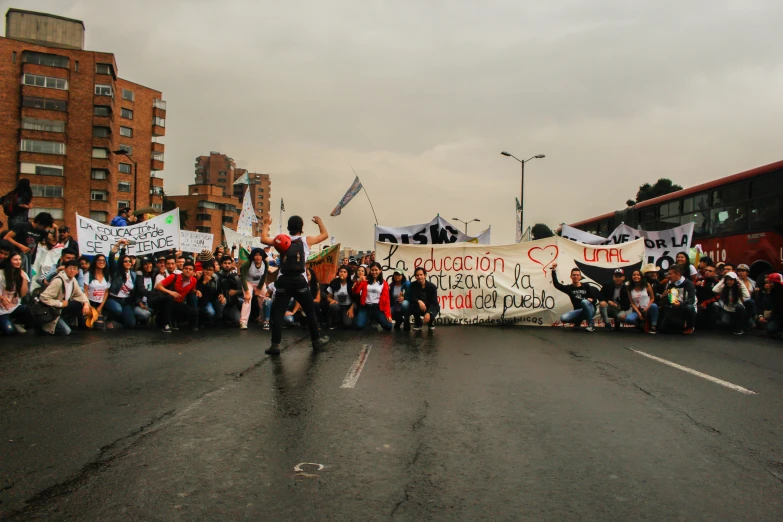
[352,262,393,331]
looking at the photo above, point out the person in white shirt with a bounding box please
[0,252,33,335]
[326,265,355,329]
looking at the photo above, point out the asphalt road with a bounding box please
[2,324,783,521]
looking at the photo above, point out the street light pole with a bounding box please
[500,152,545,241]
[451,217,480,236]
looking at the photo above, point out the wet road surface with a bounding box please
[2,325,783,520]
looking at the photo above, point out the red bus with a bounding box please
[569,160,783,277]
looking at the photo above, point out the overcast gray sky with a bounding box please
[9,0,783,247]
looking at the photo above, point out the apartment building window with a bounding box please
[91,190,108,201]
[22,51,68,68]
[197,201,221,210]
[153,98,166,110]
[196,227,211,233]
[94,84,113,96]
[31,185,64,198]
[222,216,234,224]
[118,181,131,192]
[119,144,132,154]
[21,163,64,177]
[31,207,64,220]
[94,106,111,117]
[122,89,134,101]
[90,211,108,222]
[22,118,65,133]
[21,139,65,155]
[92,126,111,137]
[91,169,108,179]
[196,213,211,221]
[152,151,164,161]
[121,108,133,119]
[119,163,132,174]
[96,63,113,75]
[92,148,109,159]
[117,200,130,211]
[23,73,67,90]
[154,116,165,127]
[150,186,164,196]
[151,203,163,211]
[22,96,66,111]
[120,126,133,137]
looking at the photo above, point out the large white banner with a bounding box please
[375,216,491,245]
[376,238,645,326]
[179,230,215,253]
[223,226,264,251]
[77,209,180,256]
[561,223,694,271]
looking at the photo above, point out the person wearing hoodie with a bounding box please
[133,257,158,325]
[405,267,440,332]
[713,271,751,335]
[38,259,90,335]
[388,268,410,329]
[598,268,632,330]
[239,247,269,330]
[352,262,393,331]
[215,255,243,327]
[658,264,698,334]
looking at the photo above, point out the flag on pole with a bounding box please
[237,188,257,236]
[330,176,363,217]
[515,197,523,243]
[280,198,285,212]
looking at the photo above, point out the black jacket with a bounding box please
[552,273,599,310]
[598,282,631,310]
[407,280,439,314]
[661,277,697,308]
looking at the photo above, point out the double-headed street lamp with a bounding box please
[452,217,480,235]
[500,151,545,240]
[112,149,138,210]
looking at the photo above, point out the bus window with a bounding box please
[681,212,709,237]
[751,171,783,199]
[659,201,680,218]
[713,183,748,207]
[683,193,709,214]
[710,203,747,235]
[749,195,783,232]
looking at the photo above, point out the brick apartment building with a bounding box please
[0,9,167,233]
[194,151,271,225]
[167,184,239,251]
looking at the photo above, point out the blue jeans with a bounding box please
[134,306,152,323]
[262,298,272,321]
[104,297,137,328]
[560,299,595,327]
[626,303,659,327]
[355,305,393,331]
[0,305,32,335]
[391,300,410,323]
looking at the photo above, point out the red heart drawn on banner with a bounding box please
[528,245,559,271]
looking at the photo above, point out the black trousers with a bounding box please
[271,275,320,344]
[160,294,198,328]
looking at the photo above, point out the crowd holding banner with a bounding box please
[0,183,781,341]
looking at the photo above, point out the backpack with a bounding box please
[280,238,306,275]
[1,193,17,216]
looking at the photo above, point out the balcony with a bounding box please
[151,151,164,171]
[151,176,164,187]
[149,186,164,196]
[153,99,167,110]
[92,115,113,128]
[152,142,165,153]
[91,179,110,192]
[90,200,111,213]
[93,94,114,108]
[152,123,165,137]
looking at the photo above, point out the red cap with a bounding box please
[768,273,783,285]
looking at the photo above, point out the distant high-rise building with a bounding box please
[193,151,271,230]
[168,184,239,251]
[0,8,167,231]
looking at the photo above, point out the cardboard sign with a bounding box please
[307,243,341,283]
[77,209,180,256]
[179,230,214,253]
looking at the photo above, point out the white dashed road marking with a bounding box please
[341,344,371,389]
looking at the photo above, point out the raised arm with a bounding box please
[306,216,328,247]
[259,216,275,247]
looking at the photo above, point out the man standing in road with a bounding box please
[551,263,599,332]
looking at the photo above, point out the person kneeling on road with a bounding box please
[404,267,439,331]
[658,264,697,335]
[216,256,243,327]
[352,262,393,331]
[598,268,632,330]
[713,271,750,335]
[38,259,91,335]
[155,260,199,333]
[551,263,599,332]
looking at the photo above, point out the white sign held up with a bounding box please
[76,209,180,256]
[179,230,214,253]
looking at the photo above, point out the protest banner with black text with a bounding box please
[77,210,180,256]
[375,216,491,245]
[179,230,215,253]
[375,238,645,326]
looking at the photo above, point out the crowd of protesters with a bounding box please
[551,252,783,338]
[0,185,780,344]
